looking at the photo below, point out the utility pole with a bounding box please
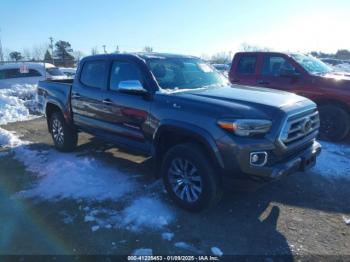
[102,45,107,54]
[0,28,4,63]
[49,37,54,65]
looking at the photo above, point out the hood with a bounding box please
[314,72,350,90]
[176,85,309,109]
[321,72,350,81]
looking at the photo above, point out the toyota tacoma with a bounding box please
[38,53,321,211]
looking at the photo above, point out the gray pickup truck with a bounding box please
[38,53,321,211]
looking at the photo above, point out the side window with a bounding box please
[262,56,296,76]
[4,69,21,79]
[236,55,257,74]
[26,69,42,77]
[0,70,5,79]
[109,61,143,91]
[80,61,107,88]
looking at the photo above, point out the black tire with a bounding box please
[161,143,222,212]
[49,112,78,152]
[319,105,350,142]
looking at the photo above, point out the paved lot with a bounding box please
[0,117,349,257]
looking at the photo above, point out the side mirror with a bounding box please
[118,80,147,94]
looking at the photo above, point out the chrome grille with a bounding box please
[280,108,320,146]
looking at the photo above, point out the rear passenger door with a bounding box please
[99,60,151,153]
[231,54,258,86]
[256,54,302,91]
[71,60,107,130]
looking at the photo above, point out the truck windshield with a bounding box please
[291,54,333,75]
[145,57,228,91]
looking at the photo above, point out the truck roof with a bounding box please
[82,52,198,62]
[234,51,300,57]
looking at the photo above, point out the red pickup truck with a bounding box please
[229,52,350,141]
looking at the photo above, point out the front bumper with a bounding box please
[242,140,321,180]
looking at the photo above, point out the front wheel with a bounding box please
[161,143,222,212]
[50,112,78,152]
[319,105,350,142]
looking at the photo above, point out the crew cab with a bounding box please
[229,52,350,141]
[38,53,321,211]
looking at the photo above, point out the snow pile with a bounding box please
[161,232,174,241]
[0,127,26,148]
[132,248,153,256]
[174,242,200,253]
[0,84,40,125]
[81,197,175,232]
[316,142,350,179]
[211,247,223,257]
[118,197,174,231]
[15,149,137,201]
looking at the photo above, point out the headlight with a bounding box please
[217,119,272,136]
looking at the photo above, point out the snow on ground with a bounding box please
[161,232,175,241]
[0,127,26,148]
[0,84,41,125]
[315,142,350,179]
[118,197,174,232]
[14,149,137,201]
[174,242,200,253]
[132,248,153,256]
[0,128,175,233]
[211,247,223,257]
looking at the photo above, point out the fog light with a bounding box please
[250,152,268,167]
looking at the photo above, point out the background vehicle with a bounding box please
[0,62,67,88]
[212,64,230,75]
[38,53,321,211]
[59,67,77,78]
[229,52,350,141]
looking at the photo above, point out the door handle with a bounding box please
[102,99,113,105]
[72,93,81,99]
[257,80,269,85]
[232,79,240,83]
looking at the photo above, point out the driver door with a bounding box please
[98,60,152,154]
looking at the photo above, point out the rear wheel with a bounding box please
[319,105,350,142]
[50,112,78,152]
[161,143,222,212]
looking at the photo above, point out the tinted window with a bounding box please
[110,62,143,91]
[0,69,6,79]
[80,61,107,88]
[0,68,42,79]
[46,67,65,76]
[146,57,227,90]
[262,56,296,76]
[236,55,257,74]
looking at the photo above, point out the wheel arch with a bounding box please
[153,121,225,178]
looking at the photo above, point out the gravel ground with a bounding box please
[0,117,349,259]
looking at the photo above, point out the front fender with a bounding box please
[153,120,225,169]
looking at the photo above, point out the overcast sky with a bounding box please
[1,0,349,56]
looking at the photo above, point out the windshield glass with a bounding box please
[145,57,228,91]
[291,54,333,75]
[46,67,65,76]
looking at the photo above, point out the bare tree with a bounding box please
[73,50,85,63]
[22,48,32,60]
[91,47,99,55]
[211,52,231,64]
[143,46,154,53]
[32,44,48,60]
[240,42,270,52]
